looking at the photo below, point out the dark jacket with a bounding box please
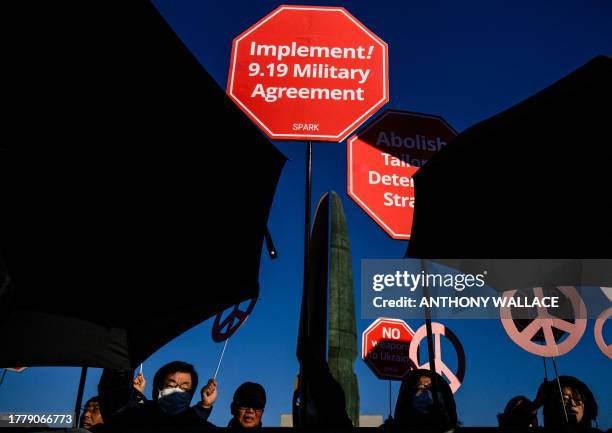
[109,389,214,428]
[393,369,458,431]
[98,369,214,429]
[227,418,262,429]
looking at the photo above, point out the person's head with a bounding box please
[230,382,266,428]
[543,376,598,430]
[394,369,457,430]
[80,396,104,430]
[497,395,538,430]
[415,375,432,394]
[152,361,199,415]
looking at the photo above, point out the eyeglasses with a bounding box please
[81,405,101,414]
[239,406,263,414]
[562,394,584,406]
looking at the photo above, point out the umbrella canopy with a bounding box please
[406,56,612,281]
[404,56,612,354]
[0,1,286,370]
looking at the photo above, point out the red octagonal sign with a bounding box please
[227,5,389,141]
[362,317,415,380]
[348,110,457,239]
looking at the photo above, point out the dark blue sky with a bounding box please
[1,0,610,428]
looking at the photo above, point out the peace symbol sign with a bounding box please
[500,286,587,357]
[212,298,257,342]
[409,322,466,393]
[594,307,612,359]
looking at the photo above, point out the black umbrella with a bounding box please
[406,55,612,288]
[404,56,612,425]
[0,1,286,371]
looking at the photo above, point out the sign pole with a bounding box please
[303,140,312,319]
[420,259,441,409]
[297,140,313,425]
[388,380,392,418]
[73,367,88,428]
[213,338,229,381]
[551,356,569,423]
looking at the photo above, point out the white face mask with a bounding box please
[157,387,192,415]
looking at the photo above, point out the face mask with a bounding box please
[412,390,434,415]
[157,387,192,415]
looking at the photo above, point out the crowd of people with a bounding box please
[496,375,603,433]
[81,361,266,431]
[391,370,605,432]
[79,361,605,432]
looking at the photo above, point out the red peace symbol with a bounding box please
[500,286,587,357]
[594,307,611,359]
[409,322,466,393]
[212,298,257,342]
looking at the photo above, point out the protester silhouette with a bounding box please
[497,395,538,430]
[79,396,104,431]
[97,369,133,423]
[537,375,602,432]
[228,382,266,428]
[393,369,457,431]
[98,361,216,428]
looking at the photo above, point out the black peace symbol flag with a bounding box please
[0,1,285,370]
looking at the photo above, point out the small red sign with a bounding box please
[362,317,415,380]
[7,366,28,373]
[348,110,456,239]
[227,5,389,141]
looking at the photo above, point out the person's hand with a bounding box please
[133,372,146,394]
[200,379,217,408]
[533,379,550,408]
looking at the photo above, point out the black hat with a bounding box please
[233,382,266,410]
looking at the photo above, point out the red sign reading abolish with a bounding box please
[348,110,457,239]
[227,5,389,141]
[362,317,415,380]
